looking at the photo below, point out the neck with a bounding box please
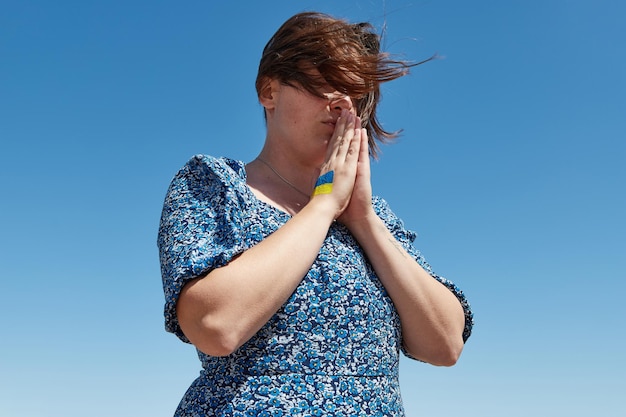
[255,147,321,192]
[256,157,311,198]
[245,155,315,215]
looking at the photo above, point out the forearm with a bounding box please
[177,198,336,356]
[346,214,466,366]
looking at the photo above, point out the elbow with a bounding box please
[407,337,465,367]
[198,317,246,357]
[177,283,246,357]
[201,342,240,358]
[180,314,244,357]
[198,332,241,357]
[431,338,465,367]
[432,342,463,367]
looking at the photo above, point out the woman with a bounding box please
[158,12,473,416]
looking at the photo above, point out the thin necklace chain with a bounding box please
[256,157,310,199]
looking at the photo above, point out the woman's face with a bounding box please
[263,78,357,166]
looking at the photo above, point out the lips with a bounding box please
[323,118,338,128]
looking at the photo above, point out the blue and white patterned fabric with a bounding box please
[158,155,473,417]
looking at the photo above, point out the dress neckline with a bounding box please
[232,158,295,219]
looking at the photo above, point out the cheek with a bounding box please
[287,106,314,127]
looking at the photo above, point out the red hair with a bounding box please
[256,12,426,157]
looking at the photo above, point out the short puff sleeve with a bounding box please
[157,155,251,342]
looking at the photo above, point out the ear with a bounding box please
[258,78,281,110]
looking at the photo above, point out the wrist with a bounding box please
[303,196,342,225]
[340,209,380,236]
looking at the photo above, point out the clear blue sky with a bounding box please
[1,1,624,416]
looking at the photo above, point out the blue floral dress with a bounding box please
[158,155,473,417]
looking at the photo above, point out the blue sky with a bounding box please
[1,1,624,416]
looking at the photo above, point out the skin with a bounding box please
[176,77,466,365]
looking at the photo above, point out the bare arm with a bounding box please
[177,111,362,356]
[177,198,336,356]
[339,130,466,366]
[346,215,466,366]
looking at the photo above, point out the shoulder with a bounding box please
[158,155,252,280]
[177,154,246,185]
[158,155,253,233]
[165,155,246,199]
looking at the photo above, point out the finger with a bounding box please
[344,116,362,162]
[325,110,349,161]
[359,128,369,162]
[358,127,371,177]
[315,114,359,200]
[331,112,356,160]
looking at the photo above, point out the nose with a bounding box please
[328,93,354,113]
